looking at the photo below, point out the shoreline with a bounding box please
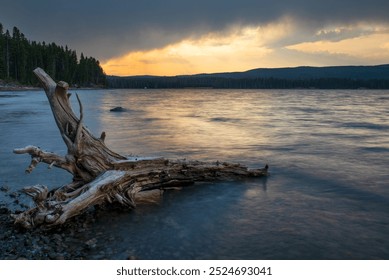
[0,80,105,92]
[0,206,95,259]
[0,186,130,260]
[0,86,40,92]
[1,182,137,260]
[0,86,106,92]
[0,208,88,260]
[0,205,133,260]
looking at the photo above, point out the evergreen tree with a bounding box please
[0,23,4,79]
[0,21,106,86]
[4,29,11,80]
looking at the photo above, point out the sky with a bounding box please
[1,0,389,76]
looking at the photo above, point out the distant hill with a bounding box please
[107,65,389,89]
[107,64,389,89]
[195,65,389,80]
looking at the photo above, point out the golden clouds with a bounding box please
[288,32,389,62]
[101,20,294,76]
[101,21,389,76]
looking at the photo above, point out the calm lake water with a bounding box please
[1,88,389,259]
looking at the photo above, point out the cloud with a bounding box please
[101,22,292,75]
[313,23,389,42]
[1,0,389,61]
[101,17,389,75]
[286,31,389,64]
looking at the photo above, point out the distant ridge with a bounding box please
[107,64,389,89]
[189,65,389,80]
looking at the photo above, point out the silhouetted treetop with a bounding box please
[0,22,105,86]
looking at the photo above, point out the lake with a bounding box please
[1,88,388,259]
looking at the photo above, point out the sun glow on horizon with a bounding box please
[101,21,389,76]
[101,21,293,76]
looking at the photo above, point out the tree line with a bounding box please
[107,75,389,89]
[0,22,106,86]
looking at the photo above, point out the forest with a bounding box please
[107,75,389,89]
[107,63,389,89]
[0,22,106,87]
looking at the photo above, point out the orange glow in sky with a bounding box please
[101,21,389,76]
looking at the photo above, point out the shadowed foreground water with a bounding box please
[1,89,388,259]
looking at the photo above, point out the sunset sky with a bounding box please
[1,0,389,76]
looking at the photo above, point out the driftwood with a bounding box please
[12,68,268,228]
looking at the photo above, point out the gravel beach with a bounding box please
[0,183,139,260]
[0,206,101,260]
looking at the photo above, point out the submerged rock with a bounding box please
[110,106,126,112]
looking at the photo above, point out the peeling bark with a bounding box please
[12,68,268,228]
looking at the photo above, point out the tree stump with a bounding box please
[12,68,268,228]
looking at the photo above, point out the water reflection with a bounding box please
[1,89,389,259]
[97,89,270,163]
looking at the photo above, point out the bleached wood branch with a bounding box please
[13,145,75,174]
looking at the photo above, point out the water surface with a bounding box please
[1,89,388,259]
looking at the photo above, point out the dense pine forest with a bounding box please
[0,22,106,87]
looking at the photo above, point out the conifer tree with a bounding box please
[0,22,106,86]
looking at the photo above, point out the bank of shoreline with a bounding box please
[0,85,40,91]
[0,206,98,259]
[0,80,105,92]
[0,185,136,260]
[0,205,141,260]
[0,180,140,260]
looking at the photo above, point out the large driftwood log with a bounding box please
[12,68,268,228]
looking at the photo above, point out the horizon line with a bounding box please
[105,63,389,78]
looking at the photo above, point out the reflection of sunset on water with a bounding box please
[97,89,270,161]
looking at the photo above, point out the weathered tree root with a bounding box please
[12,68,268,228]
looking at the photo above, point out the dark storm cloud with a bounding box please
[1,0,389,60]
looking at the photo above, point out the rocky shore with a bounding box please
[0,80,39,91]
[0,185,139,260]
[0,206,101,260]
